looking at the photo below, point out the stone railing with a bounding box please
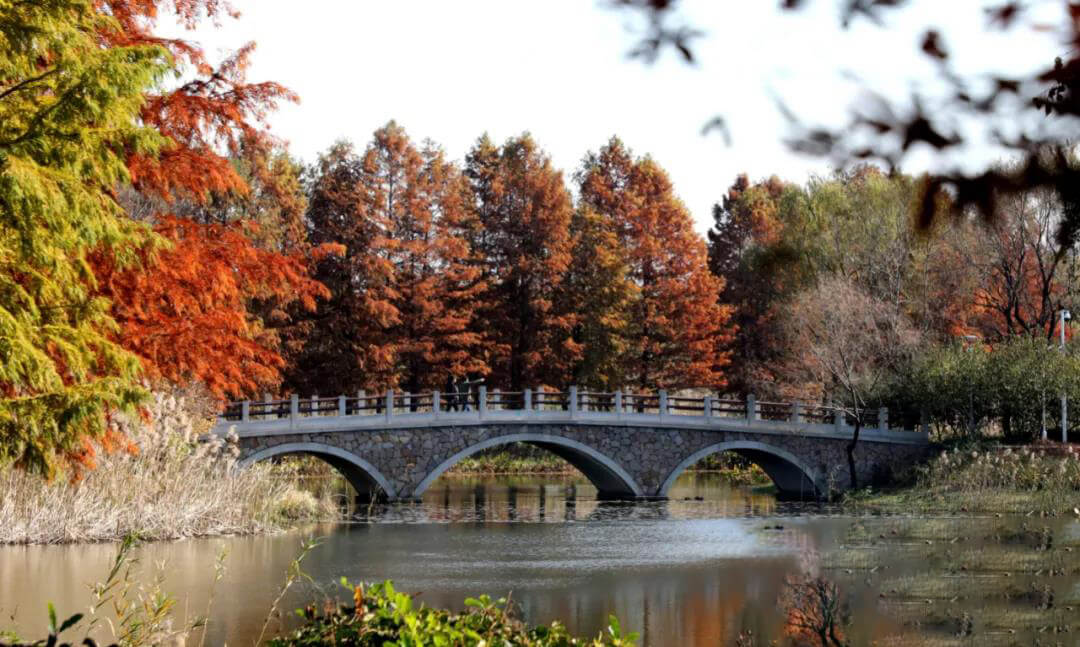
[216,387,929,442]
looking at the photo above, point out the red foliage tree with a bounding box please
[465,134,579,391]
[92,217,332,399]
[707,174,792,395]
[87,0,336,401]
[355,123,487,393]
[578,137,733,390]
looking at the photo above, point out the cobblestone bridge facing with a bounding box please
[214,388,933,501]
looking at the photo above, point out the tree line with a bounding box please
[711,163,1080,441]
[285,128,732,397]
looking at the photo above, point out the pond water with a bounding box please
[1,473,1077,646]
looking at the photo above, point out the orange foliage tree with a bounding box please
[707,174,793,395]
[578,137,733,390]
[87,0,334,402]
[294,123,487,395]
[464,134,579,391]
[92,217,331,399]
[287,142,391,395]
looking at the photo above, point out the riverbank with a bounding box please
[844,442,1080,515]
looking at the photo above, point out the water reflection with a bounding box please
[6,474,1064,646]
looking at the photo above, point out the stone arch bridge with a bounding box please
[213,387,932,501]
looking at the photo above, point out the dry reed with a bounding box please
[0,389,338,545]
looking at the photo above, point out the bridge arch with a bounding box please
[239,442,397,500]
[412,433,644,499]
[659,440,823,500]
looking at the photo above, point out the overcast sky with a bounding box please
[167,1,1064,232]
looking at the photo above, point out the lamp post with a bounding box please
[1060,309,1071,443]
[964,335,979,436]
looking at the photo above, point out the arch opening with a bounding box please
[413,434,643,500]
[239,442,396,502]
[660,441,823,501]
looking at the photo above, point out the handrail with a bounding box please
[216,387,925,436]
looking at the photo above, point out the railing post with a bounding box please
[703,395,712,419]
[432,390,441,419]
[478,385,487,419]
[746,394,757,423]
[492,388,500,411]
[524,388,532,412]
[833,404,844,433]
[879,407,889,431]
[356,390,365,416]
[263,392,272,420]
[614,390,623,417]
[659,390,668,418]
[338,395,346,417]
[385,389,393,421]
[311,394,318,417]
[241,400,250,423]
[569,385,578,418]
[403,392,411,412]
[791,401,802,424]
[290,393,299,422]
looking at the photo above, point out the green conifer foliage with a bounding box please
[0,0,167,474]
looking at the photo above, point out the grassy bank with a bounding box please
[446,443,771,485]
[845,442,1080,515]
[0,391,338,545]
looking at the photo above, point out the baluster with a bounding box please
[433,389,441,417]
[569,385,578,417]
[524,388,532,412]
[241,400,250,423]
[659,390,668,417]
[493,388,500,412]
[385,389,393,421]
[746,394,757,422]
[338,395,346,417]
[703,395,712,419]
[614,390,622,417]
[311,393,318,417]
[879,407,889,431]
[478,385,487,418]
[791,401,802,425]
[290,393,299,422]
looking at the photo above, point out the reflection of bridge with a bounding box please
[214,387,932,501]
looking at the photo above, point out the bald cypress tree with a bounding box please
[578,137,734,390]
[464,134,578,390]
[0,1,167,473]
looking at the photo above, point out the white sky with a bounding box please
[168,0,1065,233]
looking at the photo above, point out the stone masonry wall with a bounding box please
[237,423,933,500]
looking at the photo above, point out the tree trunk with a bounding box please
[846,419,861,491]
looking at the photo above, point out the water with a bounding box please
[1,474,1076,646]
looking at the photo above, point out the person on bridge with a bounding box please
[445,374,459,412]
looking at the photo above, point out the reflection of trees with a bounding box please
[781,575,851,647]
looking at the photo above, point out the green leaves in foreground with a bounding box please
[269,579,638,646]
[0,0,167,474]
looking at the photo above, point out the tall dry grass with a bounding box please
[0,388,339,545]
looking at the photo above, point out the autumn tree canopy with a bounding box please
[0,0,165,474]
[464,134,579,391]
[578,137,733,390]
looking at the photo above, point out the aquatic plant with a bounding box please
[268,580,638,647]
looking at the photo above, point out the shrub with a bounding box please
[269,580,638,647]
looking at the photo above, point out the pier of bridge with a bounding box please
[213,387,932,501]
